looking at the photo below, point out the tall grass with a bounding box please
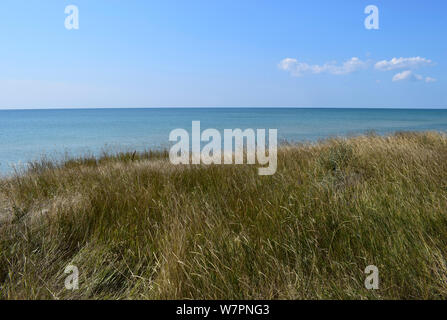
[1,132,447,299]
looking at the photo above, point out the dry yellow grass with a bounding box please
[1,132,447,299]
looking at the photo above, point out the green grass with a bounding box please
[1,131,447,299]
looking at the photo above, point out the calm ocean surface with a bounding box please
[1,108,447,175]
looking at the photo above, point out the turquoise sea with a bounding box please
[1,108,447,175]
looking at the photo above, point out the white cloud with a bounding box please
[392,70,436,83]
[279,56,437,84]
[279,57,367,77]
[375,57,432,71]
[392,70,421,82]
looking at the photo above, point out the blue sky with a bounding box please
[0,0,446,109]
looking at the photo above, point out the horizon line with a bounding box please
[1,106,447,111]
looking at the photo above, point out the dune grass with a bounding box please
[1,131,447,299]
